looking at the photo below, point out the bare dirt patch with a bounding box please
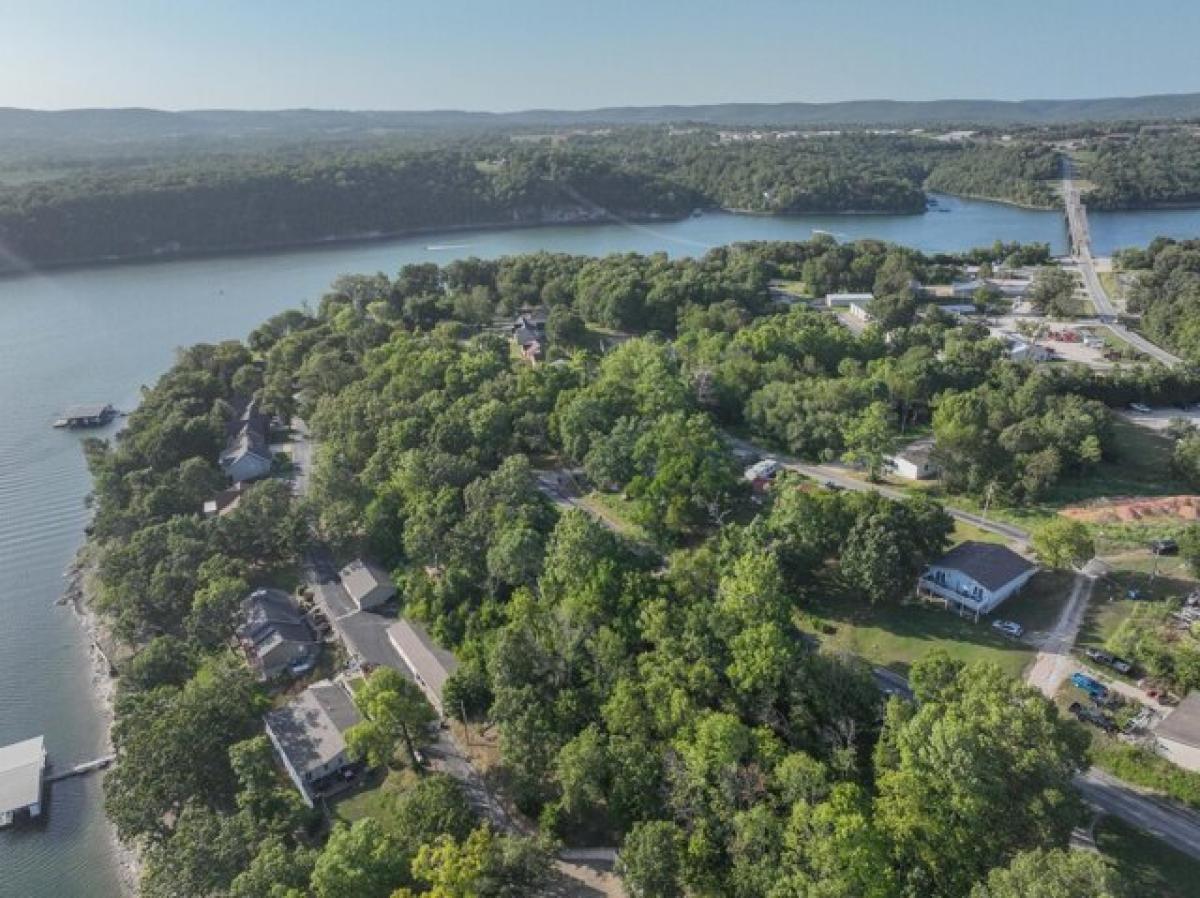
[1061,495,1200,525]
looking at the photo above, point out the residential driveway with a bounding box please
[1075,767,1200,861]
[1025,573,1095,698]
[724,434,1029,543]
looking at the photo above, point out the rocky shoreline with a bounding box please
[62,550,142,897]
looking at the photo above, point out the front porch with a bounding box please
[918,578,988,620]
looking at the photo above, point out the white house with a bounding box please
[919,541,1038,618]
[1153,691,1200,772]
[0,736,46,827]
[887,438,940,481]
[1008,341,1054,363]
[825,292,874,308]
[339,559,396,611]
[264,679,363,807]
[220,399,273,483]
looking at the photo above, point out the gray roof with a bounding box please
[264,680,362,777]
[238,588,313,652]
[0,736,45,814]
[340,560,394,603]
[1156,691,1200,749]
[63,403,113,420]
[387,619,458,703]
[892,438,935,466]
[932,541,1037,592]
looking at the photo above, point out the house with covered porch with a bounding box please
[918,541,1037,620]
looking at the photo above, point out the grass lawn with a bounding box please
[332,767,422,832]
[950,519,1011,546]
[1047,416,1187,505]
[798,592,1036,681]
[1096,815,1200,898]
[1001,569,1077,634]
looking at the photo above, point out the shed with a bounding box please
[1154,691,1200,772]
[887,438,940,481]
[387,618,458,717]
[919,541,1038,618]
[0,736,46,826]
[340,559,396,610]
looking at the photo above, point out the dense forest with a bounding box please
[0,132,1061,270]
[1120,236,1200,361]
[1084,134,1200,209]
[79,237,1191,898]
[922,142,1059,208]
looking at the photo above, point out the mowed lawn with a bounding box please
[800,599,1022,681]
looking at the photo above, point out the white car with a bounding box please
[1129,403,1152,414]
[992,619,1023,638]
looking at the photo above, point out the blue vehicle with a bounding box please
[1071,672,1108,699]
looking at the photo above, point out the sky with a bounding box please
[3,0,1200,111]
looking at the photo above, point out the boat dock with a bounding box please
[44,754,115,784]
[0,736,46,827]
[53,403,118,429]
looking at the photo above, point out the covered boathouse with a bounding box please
[0,736,46,827]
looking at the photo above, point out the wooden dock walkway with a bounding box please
[45,754,114,784]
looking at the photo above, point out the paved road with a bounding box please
[1075,767,1200,861]
[726,435,1029,543]
[1025,573,1095,698]
[1061,161,1182,366]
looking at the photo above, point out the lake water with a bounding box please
[2,195,1200,897]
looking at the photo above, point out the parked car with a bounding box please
[1071,672,1108,700]
[1129,403,1152,413]
[1150,538,1178,556]
[823,480,844,492]
[992,619,1024,638]
[1068,701,1118,734]
[1085,647,1133,675]
[1085,647,1114,665]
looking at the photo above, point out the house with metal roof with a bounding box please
[264,679,363,807]
[237,588,318,680]
[1153,691,1200,772]
[340,559,395,611]
[387,618,458,717]
[918,541,1038,619]
[0,736,46,827]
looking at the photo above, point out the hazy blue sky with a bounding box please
[3,0,1200,110]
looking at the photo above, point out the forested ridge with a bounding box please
[0,133,1061,270]
[1084,135,1200,209]
[77,237,1188,898]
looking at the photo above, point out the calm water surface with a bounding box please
[2,197,1199,897]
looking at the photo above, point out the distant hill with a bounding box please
[3,92,1200,149]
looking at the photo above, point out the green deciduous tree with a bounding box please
[1031,518,1094,570]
